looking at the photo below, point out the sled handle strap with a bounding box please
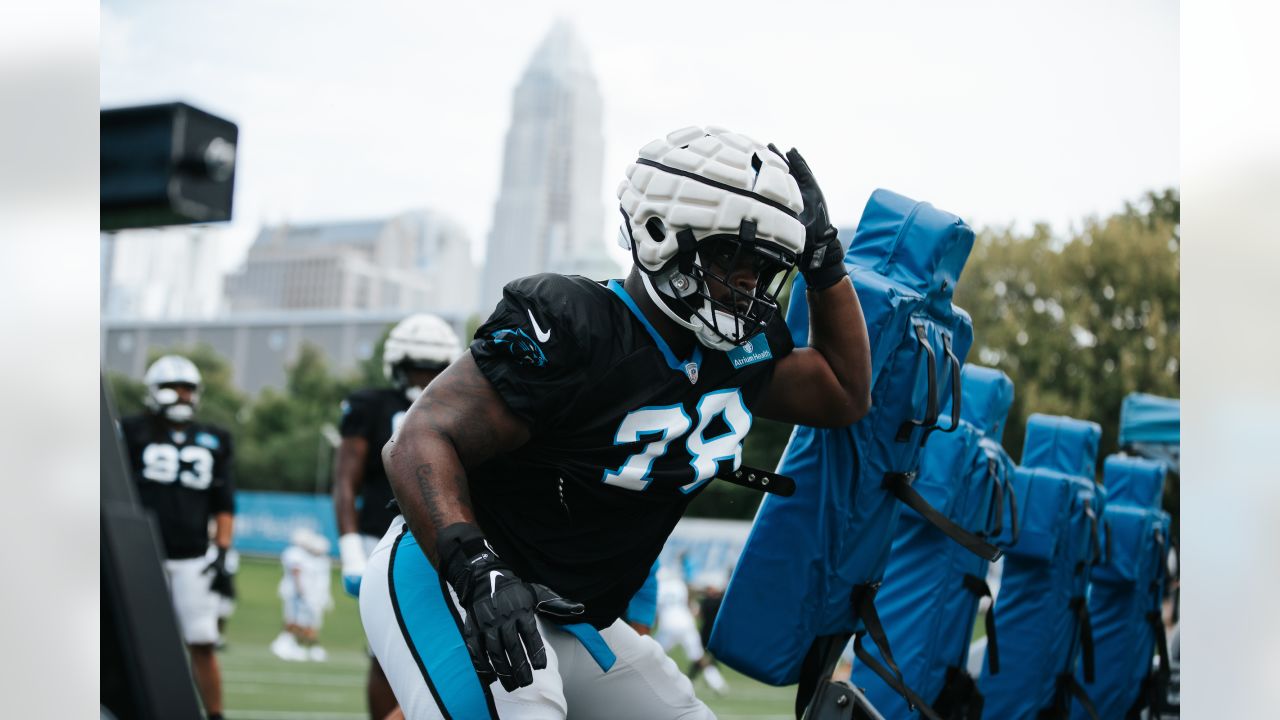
[896,324,938,443]
[1058,674,1100,720]
[988,461,1005,539]
[1071,596,1096,683]
[885,472,1003,562]
[852,636,944,720]
[1004,463,1021,547]
[924,332,963,444]
[962,574,999,675]
[1147,611,1172,693]
[933,667,985,720]
[795,632,853,720]
[849,585,943,720]
[1084,501,1102,565]
[1105,518,1113,565]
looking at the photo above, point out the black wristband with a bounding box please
[802,236,847,291]
[436,522,494,597]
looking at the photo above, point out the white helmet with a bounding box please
[617,126,806,351]
[290,527,330,556]
[143,354,202,423]
[383,314,462,401]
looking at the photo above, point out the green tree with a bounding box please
[955,189,1180,534]
[236,343,361,493]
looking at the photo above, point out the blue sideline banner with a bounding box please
[232,491,340,557]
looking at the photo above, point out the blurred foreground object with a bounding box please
[102,100,237,719]
[101,102,238,231]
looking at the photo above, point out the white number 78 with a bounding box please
[601,389,751,494]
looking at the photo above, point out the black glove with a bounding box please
[772,144,847,291]
[204,546,235,599]
[437,523,584,692]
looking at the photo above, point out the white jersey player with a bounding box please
[272,528,334,662]
[655,568,728,695]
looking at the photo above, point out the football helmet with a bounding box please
[143,354,202,423]
[617,126,806,351]
[290,527,330,556]
[383,314,462,401]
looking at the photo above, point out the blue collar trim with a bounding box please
[607,279,702,373]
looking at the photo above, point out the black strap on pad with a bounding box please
[961,574,999,675]
[884,472,1003,562]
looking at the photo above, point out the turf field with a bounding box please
[220,556,796,719]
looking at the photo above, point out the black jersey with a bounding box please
[339,387,411,536]
[121,415,235,560]
[468,274,793,628]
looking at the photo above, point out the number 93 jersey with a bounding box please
[120,415,235,560]
[469,274,794,629]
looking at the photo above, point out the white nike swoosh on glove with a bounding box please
[490,570,503,596]
[527,310,551,342]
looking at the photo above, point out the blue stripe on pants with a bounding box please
[388,528,495,719]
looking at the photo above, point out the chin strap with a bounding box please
[639,268,743,352]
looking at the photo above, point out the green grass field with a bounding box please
[220,556,796,719]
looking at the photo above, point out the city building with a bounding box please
[223,209,474,318]
[102,228,226,320]
[480,19,619,311]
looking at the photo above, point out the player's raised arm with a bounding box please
[756,147,872,428]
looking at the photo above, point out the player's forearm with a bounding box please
[383,425,476,566]
[807,276,872,422]
[213,512,234,550]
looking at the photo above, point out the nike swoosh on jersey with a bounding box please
[527,309,551,342]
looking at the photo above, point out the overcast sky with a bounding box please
[100,0,1178,272]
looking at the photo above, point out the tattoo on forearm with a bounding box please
[414,461,472,530]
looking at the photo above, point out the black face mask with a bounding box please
[662,233,796,348]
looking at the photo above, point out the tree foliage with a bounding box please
[954,189,1179,466]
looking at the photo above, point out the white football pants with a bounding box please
[360,517,716,719]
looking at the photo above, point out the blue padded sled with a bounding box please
[1074,457,1171,719]
[1102,454,1167,508]
[979,415,1107,720]
[711,190,978,716]
[1021,413,1101,479]
[1119,393,1180,474]
[851,366,1019,719]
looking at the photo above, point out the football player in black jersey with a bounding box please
[333,313,462,720]
[361,126,872,719]
[121,355,235,720]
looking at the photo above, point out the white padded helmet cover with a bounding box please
[617,126,805,272]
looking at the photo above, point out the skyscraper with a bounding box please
[480,20,619,312]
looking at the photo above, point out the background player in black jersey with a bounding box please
[333,313,462,720]
[121,355,236,720]
[362,126,873,719]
